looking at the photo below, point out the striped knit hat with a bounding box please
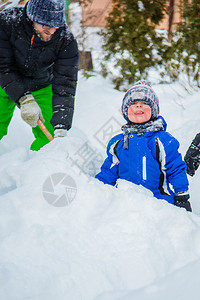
[27,0,66,28]
[121,80,160,122]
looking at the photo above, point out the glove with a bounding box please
[19,94,44,127]
[54,129,67,138]
[174,191,192,212]
[184,133,200,176]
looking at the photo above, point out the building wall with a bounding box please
[81,0,112,27]
[156,0,182,30]
[81,0,183,29]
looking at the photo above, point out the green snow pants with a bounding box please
[0,85,54,151]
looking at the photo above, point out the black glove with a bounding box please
[174,192,192,212]
[184,133,200,176]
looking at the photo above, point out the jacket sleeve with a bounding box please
[51,38,79,130]
[0,24,27,104]
[95,137,121,186]
[159,135,189,194]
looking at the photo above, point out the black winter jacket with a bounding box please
[0,5,79,130]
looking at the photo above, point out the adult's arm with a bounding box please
[51,37,79,130]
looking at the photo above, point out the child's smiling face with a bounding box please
[127,101,152,123]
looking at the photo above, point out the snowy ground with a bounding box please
[1,2,200,300]
[1,72,200,300]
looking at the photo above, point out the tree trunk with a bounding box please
[168,0,175,42]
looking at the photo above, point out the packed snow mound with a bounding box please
[96,258,200,300]
[1,133,200,300]
[0,70,200,299]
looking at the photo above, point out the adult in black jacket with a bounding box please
[184,133,200,176]
[0,0,79,150]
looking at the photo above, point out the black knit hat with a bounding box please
[27,0,66,28]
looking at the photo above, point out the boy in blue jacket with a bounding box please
[96,80,192,211]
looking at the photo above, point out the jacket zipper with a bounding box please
[30,35,35,47]
[25,35,35,68]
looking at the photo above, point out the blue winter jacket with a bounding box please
[96,118,189,204]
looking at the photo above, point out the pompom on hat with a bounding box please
[121,80,160,122]
[27,0,66,28]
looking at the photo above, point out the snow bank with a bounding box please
[1,115,200,299]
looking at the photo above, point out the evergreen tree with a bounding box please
[174,0,200,86]
[100,0,168,90]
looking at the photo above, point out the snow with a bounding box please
[1,2,200,300]
[1,75,200,300]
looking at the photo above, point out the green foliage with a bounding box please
[81,69,95,79]
[100,0,200,89]
[100,0,169,89]
[174,0,200,86]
